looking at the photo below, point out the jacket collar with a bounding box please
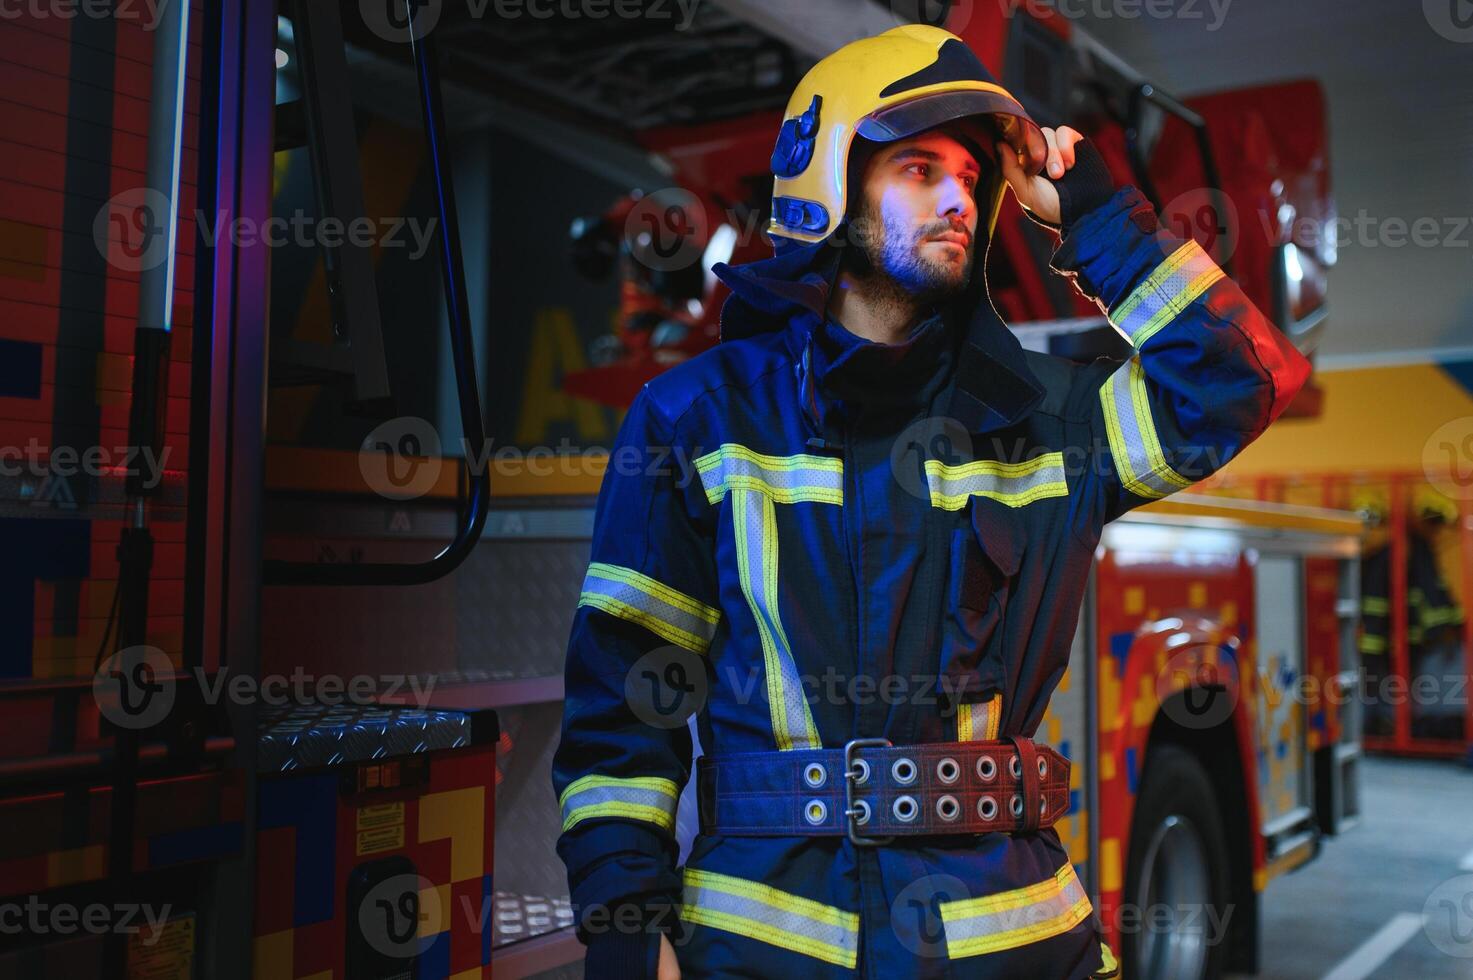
[712,232,1045,435]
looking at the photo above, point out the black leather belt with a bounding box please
[696,736,1069,844]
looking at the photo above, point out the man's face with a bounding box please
[851,128,988,303]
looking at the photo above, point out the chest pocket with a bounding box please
[938,500,1028,733]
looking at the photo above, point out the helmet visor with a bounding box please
[855,90,1049,178]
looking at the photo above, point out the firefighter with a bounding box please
[552,24,1309,979]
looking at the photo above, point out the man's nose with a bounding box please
[937,176,975,223]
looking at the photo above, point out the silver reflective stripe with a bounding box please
[695,444,843,505]
[558,775,679,834]
[1099,357,1192,500]
[1112,239,1225,348]
[579,562,720,654]
[681,868,860,968]
[925,454,1069,511]
[733,488,820,751]
[940,864,1093,959]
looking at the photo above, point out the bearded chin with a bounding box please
[853,206,976,307]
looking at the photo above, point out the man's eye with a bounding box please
[906,163,929,178]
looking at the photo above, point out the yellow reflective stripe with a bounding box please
[695,444,843,505]
[1094,941,1121,978]
[1358,633,1387,654]
[733,488,820,751]
[925,454,1069,510]
[579,562,720,654]
[1360,596,1389,616]
[1112,239,1226,348]
[957,694,1002,742]
[1100,357,1193,500]
[1420,604,1464,628]
[558,775,679,834]
[681,868,859,968]
[940,864,1093,959]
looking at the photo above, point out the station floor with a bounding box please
[1229,755,1473,980]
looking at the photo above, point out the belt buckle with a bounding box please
[843,737,894,847]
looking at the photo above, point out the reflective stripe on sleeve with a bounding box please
[681,868,860,968]
[578,562,720,654]
[558,774,679,834]
[1111,239,1225,349]
[940,863,1093,959]
[695,444,843,505]
[1099,357,1193,501]
[925,454,1069,511]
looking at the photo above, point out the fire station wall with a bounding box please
[1214,359,1473,477]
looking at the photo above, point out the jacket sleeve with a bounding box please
[551,387,720,960]
[1050,186,1312,524]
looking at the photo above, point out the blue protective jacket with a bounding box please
[552,185,1310,978]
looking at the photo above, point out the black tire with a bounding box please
[1122,745,1232,980]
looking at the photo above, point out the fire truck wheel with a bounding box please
[1122,744,1231,980]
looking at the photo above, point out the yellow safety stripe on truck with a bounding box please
[924,455,1069,510]
[558,775,679,834]
[1111,239,1225,349]
[696,444,844,505]
[578,562,721,654]
[681,868,860,968]
[940,863,1092,959]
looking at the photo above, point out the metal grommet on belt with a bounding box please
[892,795,918,822]
[1038,756,1048,778]
[977,755,997,781]
[850,799,872,825]
[977,794,997,820]
[804,799,828,826]
[1009,754,1022,779]
[936,757,960,784]
[1010,793,1023,818]
[803,762,827,788]
[851,758,871,785]
[936,794,960,822]
[891,757,917,786]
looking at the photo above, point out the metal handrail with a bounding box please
[263,3,490,586]
[1125,82,1235,280]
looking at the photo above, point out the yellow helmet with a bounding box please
[768,24,1048,250]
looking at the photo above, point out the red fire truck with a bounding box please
[0,0,1357,978]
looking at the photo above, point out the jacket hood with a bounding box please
[711,229,1047,435]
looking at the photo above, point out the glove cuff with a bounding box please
[584,928,661,980]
